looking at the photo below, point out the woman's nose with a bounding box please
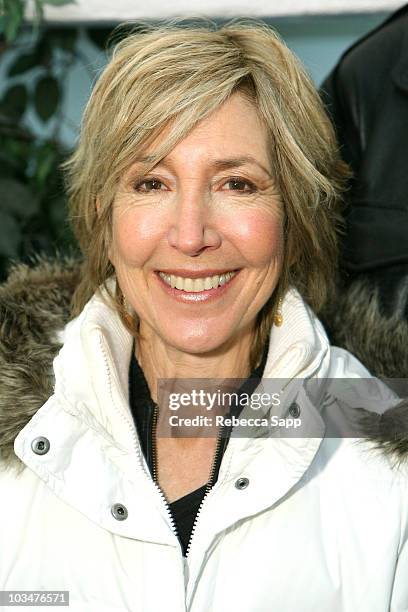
[167,191,222,256]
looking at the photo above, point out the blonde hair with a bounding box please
[63,20,349,368]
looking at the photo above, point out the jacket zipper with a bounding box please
[185,426,225,557]
[151,404,159,483]
[150,403,178,536]
[150,400,226,558]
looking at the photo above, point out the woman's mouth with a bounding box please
[158,271,237,292]
[155,269,239,301]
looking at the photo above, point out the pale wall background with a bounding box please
[15,2,406,147]
[26,0,401,20]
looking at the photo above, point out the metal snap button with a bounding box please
[111,503,128,521]
[288,402,301,418]
[31,437,50,455]
[235,477,249,490]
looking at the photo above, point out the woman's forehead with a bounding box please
[122,94,271,176]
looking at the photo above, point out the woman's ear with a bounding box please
[96,197,101,217]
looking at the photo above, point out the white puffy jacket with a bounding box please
[1,287,407,612]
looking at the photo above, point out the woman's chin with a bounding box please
[156,321,237,357]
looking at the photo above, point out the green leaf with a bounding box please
[33,33,53,66]
[46,27,77,52]
[1,83,28,120]
[0,212,22,258]
[34,143,57,186]
[8,53,39,77]
[34,75,60,122]
[0,152,21,178]
[0,178,39,218]
[0,137,31,168]
[2,0,24,43]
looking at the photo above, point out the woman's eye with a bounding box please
[134,179,165,192]
[224,178,255,192]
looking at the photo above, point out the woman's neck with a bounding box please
[135,323,255,402]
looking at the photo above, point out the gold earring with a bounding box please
[121,292,134,326]
[274,297,283,327]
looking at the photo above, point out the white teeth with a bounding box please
[204,277,213,290]
[175,276,184,290]
[184,278,194,292]
[191,279,200,292]
[158,271,236,292]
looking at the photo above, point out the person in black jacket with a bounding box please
[320,5,408,378]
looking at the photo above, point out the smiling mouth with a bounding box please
[157,271,238,292]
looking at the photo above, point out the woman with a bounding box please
[0,21,407,612]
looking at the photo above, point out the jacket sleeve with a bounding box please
[390,481,408,611]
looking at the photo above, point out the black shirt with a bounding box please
[128,344,268,555]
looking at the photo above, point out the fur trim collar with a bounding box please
[0,259,80,470]
[321,277,408,463]
[1,260,407,468]
[322,278,408,379]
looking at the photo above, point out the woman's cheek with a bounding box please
[111,206,166,266]
[226,208,284,265]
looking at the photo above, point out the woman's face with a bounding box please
[110,93,284,355]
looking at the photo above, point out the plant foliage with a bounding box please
[0,0,114,279]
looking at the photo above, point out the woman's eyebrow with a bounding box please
[211,156,272,177]
[131,154,272,177]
